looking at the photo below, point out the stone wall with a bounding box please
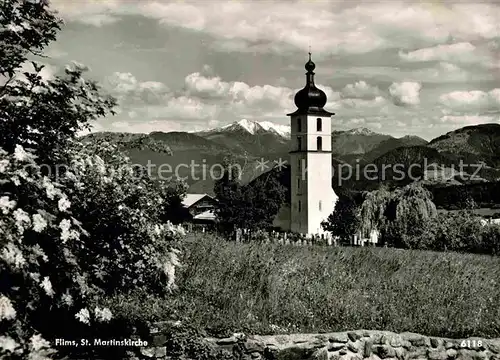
[132,324,500,360]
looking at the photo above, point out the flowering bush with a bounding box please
[0,2,187,358]
[59,141,186,294]
[0,144,185,359]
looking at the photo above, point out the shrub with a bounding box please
[481,224,500,256]
[0,144,184,359]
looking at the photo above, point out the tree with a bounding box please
[242,166,286,231]
[322,191,360,244]
[0,1,184,359]
[213,158,244,234]
[214,161,286,235]
[358,183,438,248]
[358,186,392,239]
[0,0,116,164]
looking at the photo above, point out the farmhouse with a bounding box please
[182,193,217,224]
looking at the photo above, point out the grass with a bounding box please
[108,234,500,339]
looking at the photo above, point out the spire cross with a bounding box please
[308,46,311,60]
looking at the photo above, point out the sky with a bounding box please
[37,0,500,140]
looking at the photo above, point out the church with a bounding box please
[273,53,339,239]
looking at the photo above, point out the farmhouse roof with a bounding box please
[182,193,216,208]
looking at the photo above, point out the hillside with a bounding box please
[81,132,172,154]
[331,128,392,156]
[147,131,235,153]
[80,122,500,198]
[428,123,500,167]
[363,135,428,163]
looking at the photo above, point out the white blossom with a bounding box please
[163,249,181,290]
[6,23,24,33]
[30,334,51,351]
[16,168,29,180]
[1,243,26,269]
[59,219,79,243]
[40,277,54,297]
[0,196,16,215]
[41,177,59,200]
[29,272,40,283]
[10,176,20,186]
[94,306,113,322]
[0,336,19,353]
[32,213,47,233]
[75,308,90,324]
[0,295,16,321]
[13,208,31,233]
[153,224,162,236]
[0,159,9,173]
[57,197,71,212]
[13,144,31,162]
[61,292,73,307]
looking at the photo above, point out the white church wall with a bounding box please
[306,152,338,235]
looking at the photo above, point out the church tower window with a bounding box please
[297,118,302,132]
[317,136,322,151]
[317,118,322,132]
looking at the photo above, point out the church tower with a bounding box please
[287,53,338,238]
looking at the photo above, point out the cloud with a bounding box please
[184,72,295,110]
[185,72,228,98]
[183,71,390,118]
[439,88,500,111]
[50,1,500,56]
[399,42,477,62]
[50,0,121,27]
[440,114,499,124]
[105,72,217,121]
[165,96,218,120]
[340,81,380,100]
[106,72,171,104]
[337,96,387,109]
[389,82,422,106]
[100,66,397,134]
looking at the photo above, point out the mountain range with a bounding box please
[80,120,500,194]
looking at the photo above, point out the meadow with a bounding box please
[109,234,500,340]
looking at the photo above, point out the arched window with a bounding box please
[297,177,301,191]
[316,118,322,132]
[317,136,322,151]
[298,200,302,212]
[297,118,302,132]
[297,136,303,151]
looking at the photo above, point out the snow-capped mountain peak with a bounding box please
[221,119,262,134]
[347,127,377,136]
[258,121,291,138]
[217,119,290,138]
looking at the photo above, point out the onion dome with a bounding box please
[288,52,333,116]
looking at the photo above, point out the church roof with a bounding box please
[287,52,335,117]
